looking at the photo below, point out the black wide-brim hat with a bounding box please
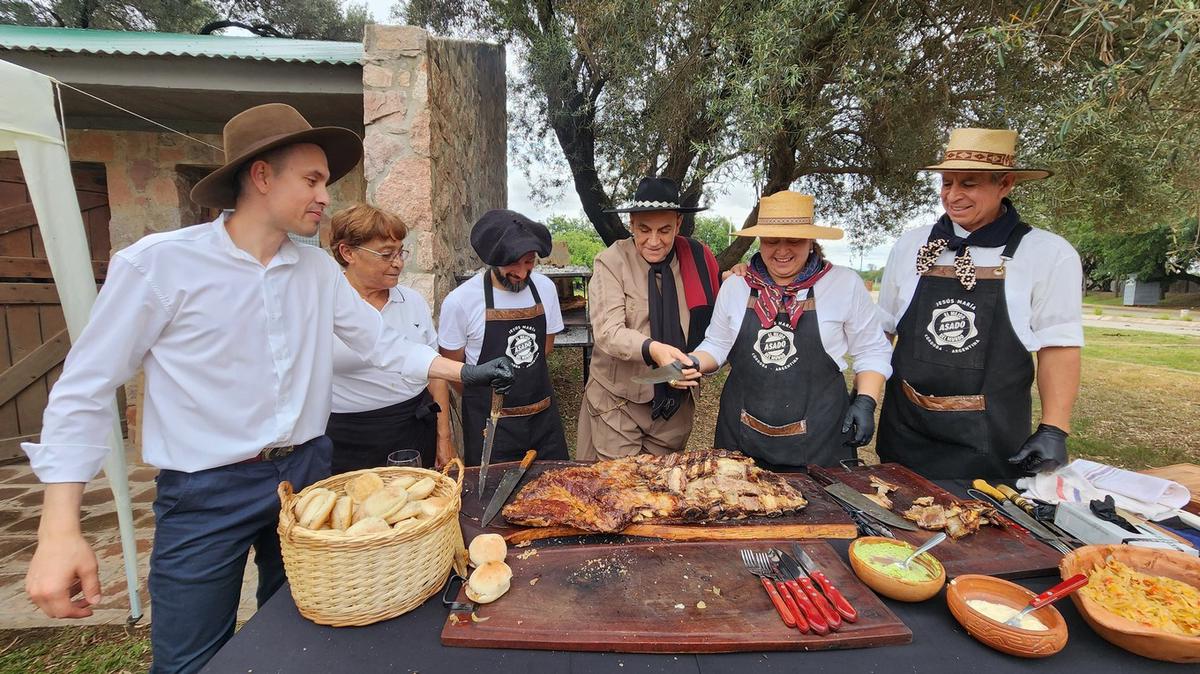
[605,176,708,214]
[470,209,553,266]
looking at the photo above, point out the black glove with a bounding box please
[1009,423,1069,474]
[841,394,877,448]
[461,356,515,394]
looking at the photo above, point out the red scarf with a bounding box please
[744,260,832,329]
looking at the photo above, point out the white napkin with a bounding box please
[1016,459,1192,521]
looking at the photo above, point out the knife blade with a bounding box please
[777,551,841,631]
[480,449,537,528]
[823,481,918,531]
[998,501,1072,554]
[630,361,685,385]
[477,390,504,499]
[792,545,857,623]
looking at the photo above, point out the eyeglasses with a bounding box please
[354,245,410,263]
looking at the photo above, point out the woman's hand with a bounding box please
[647,342,701,388]
[721,263,749,281]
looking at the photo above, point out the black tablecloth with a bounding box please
[202,482,1185,673]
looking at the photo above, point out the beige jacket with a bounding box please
[588,238,694,404]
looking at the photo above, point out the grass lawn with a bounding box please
[0,626,151,674]
[1084,291,1200,309]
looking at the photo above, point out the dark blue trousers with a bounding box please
[148,435,332,674]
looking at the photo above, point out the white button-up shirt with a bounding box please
[331,285,437,413]
[22,216,440,483]
[695,265,893,377]
[878,223,1084,350]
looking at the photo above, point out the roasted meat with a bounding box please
[901,499,996,539]
[501,449,808,533]
[863,475,900,510]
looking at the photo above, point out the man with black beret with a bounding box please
[439,209,570,464]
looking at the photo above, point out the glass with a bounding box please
[387,449,422,468]
[355,244,410,263]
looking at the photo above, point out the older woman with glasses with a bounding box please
[327,204,454,471]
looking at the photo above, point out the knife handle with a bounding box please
[972,479,1008,503]
[783,579,827,635]
[489,391,504,417]
[797,575,841,631]
[808,569,857,623]
[1031,574,1088,608]
[519,449,537,469]
[997,484,1034,513]
[759,578,796,629]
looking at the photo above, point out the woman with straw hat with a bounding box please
[689,191,892,468]
[876,128,1083,480]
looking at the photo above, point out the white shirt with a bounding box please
[877,223,1084,350]
[22,216,440,483]
[438,271,564,365]
[695,265,893,377]
[332,285,437,413]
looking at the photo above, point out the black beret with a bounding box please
[470,209,553,266]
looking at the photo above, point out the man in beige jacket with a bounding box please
[577,177,720,460]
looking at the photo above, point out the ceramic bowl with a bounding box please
[946,574,1068,658]
[1060,544,1200,663]
[848,536,946,602]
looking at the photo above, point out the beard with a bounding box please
[491,266,529,292]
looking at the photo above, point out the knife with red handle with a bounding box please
[777,550,840,631]
[793,544,858,623]
[770,553,829,635]
[757,576,798,629]
[773,578,810,633]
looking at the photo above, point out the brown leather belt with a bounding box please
[499,396,552,418]
[239,444,298,464]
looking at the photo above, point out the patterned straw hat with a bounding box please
[920,128,1051,182]
[735,191,843,240]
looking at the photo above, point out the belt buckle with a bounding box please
[261,445,294,462]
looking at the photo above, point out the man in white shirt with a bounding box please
[22,104,514,674]
[439,210,569,465]
[876,128,1083,480]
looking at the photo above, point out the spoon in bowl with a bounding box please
[1004,574,1089,627]
[897,532,947,570]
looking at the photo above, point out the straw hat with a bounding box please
[735,191,844,240]
[921,128,1051,182]
[191,103,363,209]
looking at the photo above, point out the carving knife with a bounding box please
[822,481,918,531]
[477,390,504,499]
[480,449,536,528]
[631,361,685,385]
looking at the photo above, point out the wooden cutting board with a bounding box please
[459,460,857,544]
[441,539,911,653]
[808,463,1064,579]
[1140,464,1200,515]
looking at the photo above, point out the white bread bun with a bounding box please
[331,495,353,530]
[406,477,436,500]
[468,533,508,567]
[465,561,512,604]
[391,475,419,490]
[345,516,391,536]
[419,496,450,518]
[363,487,408,520]
[298,489,338,529]
[346,473,385,504]
[386,501,424,524]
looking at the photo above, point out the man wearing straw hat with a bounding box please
[877,128,1083,480]
[577,177,720,460]
[21,103,515,674]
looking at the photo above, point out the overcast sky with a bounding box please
[362,1,919,267]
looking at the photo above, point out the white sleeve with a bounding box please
[1030,241,1085,348]
[540,276,564,334]
[413,293,438,350]
[331,265,438,379]
[437,290,468,351]
[843,275,894,378]
[693,278,744,368]
[877,241,907,334]
[22,256,171,483]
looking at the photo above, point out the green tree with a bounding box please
[545,215,604,268]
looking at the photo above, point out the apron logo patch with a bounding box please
[505,326,539,367]
[925,299,980,353]
[752,325,797,369]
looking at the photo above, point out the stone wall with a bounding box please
[362,25,507,313]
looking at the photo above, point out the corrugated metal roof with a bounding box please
[0,25,362,65]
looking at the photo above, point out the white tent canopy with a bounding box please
[0,59,141,621]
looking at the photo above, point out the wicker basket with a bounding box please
[277,459,465,626]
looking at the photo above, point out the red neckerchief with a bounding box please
[744,260,832,329]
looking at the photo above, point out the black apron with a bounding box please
[877,224,1034,479]
[326,389,439,473]
[714,286,852,468]
[461,275,569,466]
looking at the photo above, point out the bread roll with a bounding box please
[292,488,321,520]
[407,477,436,500]
[465,561,512,604]
[299,489,338,529]
[391,475,419,490]
[345,516,391,536]
[331,495,353,530]
[468,533,507,567]
[363,487,408,520]
[419,496,450,518]
[386,501,424,524]
[346,473,385,504]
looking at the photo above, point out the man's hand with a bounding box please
[841,394,877,447]
[1009,423,1069,474]
[27,531,102,619]
[647,342,701,388]
[461,356,515,393]
[435,434,456,469]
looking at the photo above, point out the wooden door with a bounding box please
[0,158,115,461]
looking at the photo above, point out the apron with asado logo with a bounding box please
[461,276,568,466]
[714,286,852,468]
[877,224,1033,479]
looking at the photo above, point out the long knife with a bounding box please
[480,449,537,528]
[968,484,1074,554]
[822,481,918,531]
[631,361,685,385]
[477,390,504,499]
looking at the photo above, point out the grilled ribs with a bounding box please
[501,449,808,533]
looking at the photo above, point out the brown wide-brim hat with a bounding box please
[191,103,363,209]
[920,128,1052,182]
[736,191,844,240]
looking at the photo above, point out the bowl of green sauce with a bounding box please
[849,536,947,602]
